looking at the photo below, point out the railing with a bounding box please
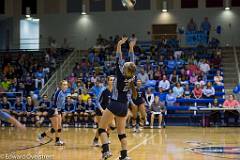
[233,46,240,83]
[40,49,83,98]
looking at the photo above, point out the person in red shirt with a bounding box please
[193,84,203,99]
[223,94,240,125]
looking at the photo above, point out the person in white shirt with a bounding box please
[144,88,154,108]
[158,75,170,93]
[137,68,149,85]
[199,59,210,74]
[214,70,223,86]
[203,82,215,98]
[173,83,184,98]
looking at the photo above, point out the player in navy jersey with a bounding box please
[62,96,75,126]
[85,97,96,127]
[35,95,50,126]
[0,96,25,130]
[25,96,36,126]
[12,97,26,123]
[37,80,68,146]
[0,96,12,114]
[130,79,146,132]
[98,37,137,160]
[92,76,115,147]
[74,95,87,127]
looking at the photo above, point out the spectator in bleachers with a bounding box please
[210,54,221,69]
[158,75,170,93]
[183,84,191,99]
[169,70,179,85]
[74,79,83,95]
[223,94,240,125]
[25,96,36,126]
[201,17,211,42]
[187,62,201,76]
[158,55,165,67]
[90,78,105,99]
[166,56,177,71]
[173,83,184,98]
[12,97,26,123]
[214,70,223,86]
[0,77,11,91]
[85,98,95,128]
[179,75,189,86]
[68,73,77,87]
[73,63,81,77]
[150,96,166,129]
[187,18,198,32]
[199,59,210,79]
[36,95,50,127]
[209,98,222,125]
[146,65,154,80]
[70,88,78,100]
[193,84,203,99]
[34,66,45,89]
[62,96,75,127]
[0,96,11,114]
[203,82,215,98]
[80,89,91,103]
[166,89,177,106]
[144,87,154,108]
[137,68,149,85]
[190,73,198,85]
[195,75,206,87]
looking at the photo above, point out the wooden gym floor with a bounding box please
[0,127,240,160]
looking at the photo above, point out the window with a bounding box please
[135,0,150,10]
[181,0,198,8]
[112,0,127,11]
[22,0,37,15]
[206,0,223,8]
[67,0,82,13]
[232,0,240,7]
[0,0,4,14]
[90,0,105,12]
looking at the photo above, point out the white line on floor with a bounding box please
[114,134,156,160]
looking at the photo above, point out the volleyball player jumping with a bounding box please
[98,37,137,160]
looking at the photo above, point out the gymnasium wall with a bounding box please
[1,0,240,49]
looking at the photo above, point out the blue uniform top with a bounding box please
[13,102,26,112]
[0,101,12,110]
[64,102,75,112]
[25,103,35,112]
[53,89,68,111]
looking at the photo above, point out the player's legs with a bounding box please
[0,111,25,130]
[138,103,146,127]
[115,115,129,159]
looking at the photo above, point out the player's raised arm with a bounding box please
[129,40,136,63]
[116,37,128,61]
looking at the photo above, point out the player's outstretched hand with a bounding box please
[129,40,136,48]
[118,37,128,45]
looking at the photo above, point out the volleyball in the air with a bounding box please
[122,0,136,9]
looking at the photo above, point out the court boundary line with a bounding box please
[113,134,156,160]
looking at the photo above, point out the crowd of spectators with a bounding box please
[0,34,239,128]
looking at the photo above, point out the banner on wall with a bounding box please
[185,31,208,46]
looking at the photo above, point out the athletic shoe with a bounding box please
[150,126,153,129]
[37,134,44,144]
[93,124,97,129]
[78,124,81,128]
[158,125,162,129]
[145,121,149,125]
[92,140,100,147]
[75,124,78,128]
[132,126,137,132]
[85,123,88,128]
[101,151,112,160]
[119,156,132,160]
[55,140,65,146]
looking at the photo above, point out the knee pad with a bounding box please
[50,128,55,133]
[98,128,106,135]
[110,126,116,131]
[57,129,62,133]
[118,134,126,141]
